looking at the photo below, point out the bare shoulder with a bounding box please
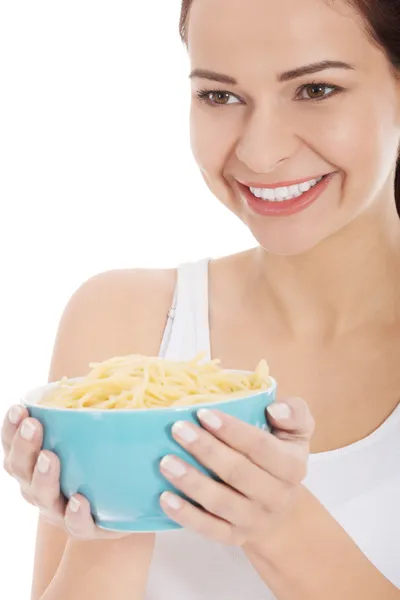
[48,267,177,381]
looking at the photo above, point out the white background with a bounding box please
[0,2,254,598]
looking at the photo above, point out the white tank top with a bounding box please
[145,259,400,598]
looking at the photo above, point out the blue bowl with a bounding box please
[23,376,277,532]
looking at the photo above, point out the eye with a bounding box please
[295,82,342,101]
[196,88,242,107]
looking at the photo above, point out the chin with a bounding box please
[243,214,342,257]
[251,230,326,256]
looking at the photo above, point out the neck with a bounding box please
[250,196,400,339]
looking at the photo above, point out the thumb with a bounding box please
[266,396,315,443]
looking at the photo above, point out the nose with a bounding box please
[235,105,299,174]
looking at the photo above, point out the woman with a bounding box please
[2,0,400,598]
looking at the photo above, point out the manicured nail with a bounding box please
[8,406,23,425]
[172,421,198,443]
[162,491,183,510]
[69,497,81,513]
[160,455,187,477]
[37,453,51,474]
[20,420,36,441]
[197,409,222,430]
[267,403,291,420]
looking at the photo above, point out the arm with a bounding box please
[40,535,155,600]
[30,267,176,599]
[246,486,399,600]
[31,518,69,600]
[149,392,398,600]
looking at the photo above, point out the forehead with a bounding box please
[187,0,376,76]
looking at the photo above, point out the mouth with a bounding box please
[237,172,336,217]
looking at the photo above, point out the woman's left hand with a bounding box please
[159,397,315,550]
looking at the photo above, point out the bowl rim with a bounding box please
[21,375,277,413]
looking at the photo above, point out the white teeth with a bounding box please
[249,176,323,202]
[288,184,302,197]
[299,181,311,192]
[261,188,274,201]
[277,187,288,200]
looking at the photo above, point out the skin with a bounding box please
[189,0,400,255]
[2,0,400,597]
[187,0,400,455]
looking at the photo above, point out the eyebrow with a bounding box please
[189,60,355,85]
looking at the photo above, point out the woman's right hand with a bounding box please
[2,405,130,540]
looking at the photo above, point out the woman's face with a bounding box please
[188,0,400,255]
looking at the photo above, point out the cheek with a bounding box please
[190,104,242,208]
[333,116,397,213]
[298,98,398,196]
[324,116,378,175]
[315,116,375,207]
[190,104,237,174]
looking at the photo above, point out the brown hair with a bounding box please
[178,0,400,215]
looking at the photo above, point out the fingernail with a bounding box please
[162,491,183,510]
[160,455,187,477]
[37,453,51,474]
[197,409,222,430]
[69,497,80,513]
[172,421,198,443]
[267,403,291,420]
[8,406,22,425]
[20,420,36,441]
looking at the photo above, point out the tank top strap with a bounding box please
[158,258,211,362]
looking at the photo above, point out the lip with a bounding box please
[238,172,336,217]
[237,174,329,189]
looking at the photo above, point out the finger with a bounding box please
[1,405,29,454]
[160,491,241,546]
[29,451,66,520]
[64,494,98,539]
[160,454,253,527]
[266,397,315,443]
[64,494,125,540]
[7,418,43,484]
[171,420,289,501]
[196,408,308,484]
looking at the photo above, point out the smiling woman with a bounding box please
[183,0,400,255]
[3,1,400,600]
